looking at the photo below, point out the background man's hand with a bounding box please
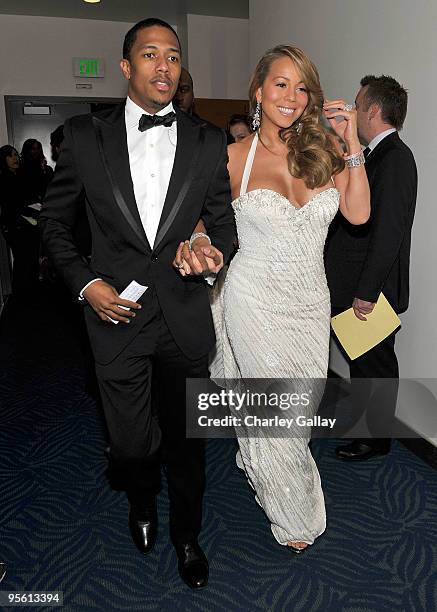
[352,297,376,321]
[83,280,141,323]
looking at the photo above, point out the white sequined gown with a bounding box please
[210,133,340,545]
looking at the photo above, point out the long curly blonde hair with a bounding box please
[249,45,344,189]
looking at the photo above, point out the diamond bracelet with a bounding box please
[344,151,365,168]
[189,232,211,250]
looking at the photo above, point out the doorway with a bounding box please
[5,95,121,168]
[1,95,121,312]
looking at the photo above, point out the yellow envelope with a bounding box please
[331,293,401,360]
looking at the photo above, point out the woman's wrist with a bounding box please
[344,139,361,156]
[189,232,211,250]
[343,150,365,168]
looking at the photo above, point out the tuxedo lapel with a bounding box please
[365,131,399,167]
[92,103,151,250]
[153,109,204,251]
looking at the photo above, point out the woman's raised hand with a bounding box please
[323,99,361,154]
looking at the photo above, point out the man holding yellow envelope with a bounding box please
[325,74,417,461]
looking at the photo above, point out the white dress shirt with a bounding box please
[125,96,177,247]
[367,128,397,153]
[80,97,177,297]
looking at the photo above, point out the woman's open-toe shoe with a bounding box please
[287,542,310,554]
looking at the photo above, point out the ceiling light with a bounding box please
[83,0,101,4]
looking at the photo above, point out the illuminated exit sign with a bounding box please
[73,57,105,78]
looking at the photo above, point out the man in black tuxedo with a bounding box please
[40,18,234,589]
[325,75,417,461]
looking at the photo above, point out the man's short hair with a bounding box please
[50,125,64,148]
[360,75,408,130]
[122,18,181,61]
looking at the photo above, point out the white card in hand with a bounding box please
[109,280,148,325]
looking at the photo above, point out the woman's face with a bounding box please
[30,142,43,160]
[230,122,251,143]
[6,149,19,172]
[257,56,309,130]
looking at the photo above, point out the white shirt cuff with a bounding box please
[79,278,102,300]
[205,273,217,286]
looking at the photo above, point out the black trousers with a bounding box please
[332,308,399,446]
[6,225,40,295]
[95,294,208,544]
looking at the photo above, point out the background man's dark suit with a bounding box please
[325,131,417,453]
[326,131,416,313]
[40,102,234,543]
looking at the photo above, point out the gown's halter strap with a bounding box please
[239,132,259,197]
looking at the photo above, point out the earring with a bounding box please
[295,122,303,135]
[252,101,261,131]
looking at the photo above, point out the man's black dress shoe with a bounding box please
[336,439,391,461]
[128,500,157,555]
[175,541,209,589]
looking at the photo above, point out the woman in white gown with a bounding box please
[174,45,370,552]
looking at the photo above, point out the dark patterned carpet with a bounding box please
[1,285,437,611]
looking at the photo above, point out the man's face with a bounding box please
[174,68,194,114]
[355,86,370,145]
[51,144,60,162]
[120,25,181,113]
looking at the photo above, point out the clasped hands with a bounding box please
[82,238,224,324]
[172,237,224,277]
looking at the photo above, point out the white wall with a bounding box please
[0,15,141,144]
[187,14,249,99]
[0,13,250,145]
[249,0,437,439]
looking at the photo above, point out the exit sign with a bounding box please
[73,57,105,78]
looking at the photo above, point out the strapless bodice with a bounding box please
[231,187,340,266]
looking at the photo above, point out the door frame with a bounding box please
[4,95,123,145]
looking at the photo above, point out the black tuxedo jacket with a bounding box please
[325,131,417,314]
[40,103,234,364]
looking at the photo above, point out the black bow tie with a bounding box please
[363,147,371,159]
[138,112,176,132]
